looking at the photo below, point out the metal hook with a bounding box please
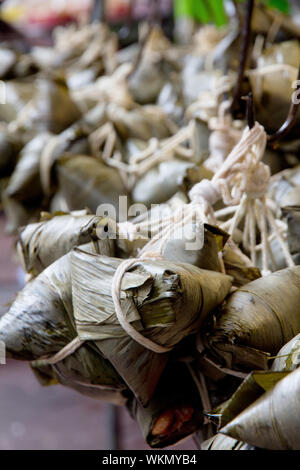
[267,65,300,143]
[242,91,255,129]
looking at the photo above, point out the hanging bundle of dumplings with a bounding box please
[1,2,300,450]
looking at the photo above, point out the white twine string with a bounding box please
[110,126,266,344]
[204,100,242,172]
[190,122,294,273]
[31,336,84,367]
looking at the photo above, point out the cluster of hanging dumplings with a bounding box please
[1,4,300,449]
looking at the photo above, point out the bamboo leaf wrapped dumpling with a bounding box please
[10,76,81,135]
[127,362,203,448]
[0,253,74,361]
[132,161,212,206]
[0,80,35,123]
[201,433,254,450]
[268,166,300,210]
[0,251,127,404]
[204,267,300,371]
[70,248,232,404]
[248,40,300,134]
[220,367,300,450]
[214,370,289,429]
[206,334,300,442]
[106,103,171,141]
[55,154,130,214]
[3,132,52,233]
[271,333,300,372]
[282,206,300,265]
[0,129,21,177]
[39,103,107,195]
[17,210,111,276]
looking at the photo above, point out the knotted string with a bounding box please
[204,100,242,173]
[37,121,294,364]
[112,121,294,342]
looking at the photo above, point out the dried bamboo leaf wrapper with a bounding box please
[46,370,127,405]
[2,132,53,233]
[128,27,173,105]
[181,165,214,195]
[0,48,17,78]
[157,82,183,125]
[10,77,81,135]
[17,211,107,276]
[0,129,21,177]
[0,49,35,81]
[129,60,166,105]
[71,62,134,112]
[252,5,300,38]
[282,206,300,265]
[66,64,104,92]
[0,251,126,402]
[268,166,300,209]
[32,23,115,71]
[215,371,289,429]
[0,253,74,360]
[222,246,261,287]
[201,433,254,450]
[128,363,202,448]
[114,236,148,260]
[205,267,300,370]
[71,248,232,403]
[71,249,232,342]
[97,334,169,407]
[115,192,189,259]
[271,333,300,372]
[106,103,171,141]
[157,223,225,273]
[131,161,192,205]
[0,177,9,207]
[33,360,127,405]
[138,221,228,273]
[191,119,210,164]
[0,80,35,123]
[31,342,127,405]
[2,197,42,235]
[119,192,226,269]
[55,154,130,214]
[39,103,108,194]
[4,132,51,201]
[221,367,300,450]
[40,131,90,192]
[257,40,300,69]
[248,50,300,134]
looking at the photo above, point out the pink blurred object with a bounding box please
[106,0,173,22]
[26,12,76,28]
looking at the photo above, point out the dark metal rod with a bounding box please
[230,0,255,114]
[242,91,255,129]
[268,65,300,142]
[90,0,105,23]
